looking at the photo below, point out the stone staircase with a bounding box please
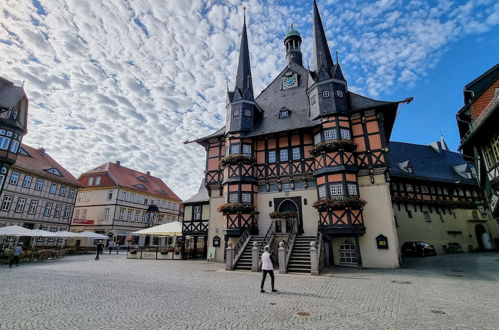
[234,236,263,270]
[287,235,315,273]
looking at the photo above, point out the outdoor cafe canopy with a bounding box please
[132,221,182,236]
[0,226,108,239]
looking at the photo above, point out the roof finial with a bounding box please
[243,6,246,25]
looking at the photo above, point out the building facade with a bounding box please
[390,141,499,253]
[188,1,413,268]
[182,180,209,258]
[457,63,499,222]
[0,144,80,245]
[71,161,182,245]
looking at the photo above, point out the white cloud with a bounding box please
[0,0,496,199]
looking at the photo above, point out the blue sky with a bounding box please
[0,0,498,199]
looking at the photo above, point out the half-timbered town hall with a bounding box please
[183,1,498,270]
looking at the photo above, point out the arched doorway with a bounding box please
[278,199,299,233]
[475,225,486,250]
[339,240,358,265]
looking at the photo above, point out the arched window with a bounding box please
[339,240,358,265]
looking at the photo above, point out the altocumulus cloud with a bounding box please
[0,0,497,199]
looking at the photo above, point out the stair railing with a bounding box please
[315,230,325,272]
[284,218,298,267]
[233,227,252,266]
[259,222,275,258]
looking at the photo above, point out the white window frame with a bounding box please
[330,184,343,197]
[244,109,251,117]
[336,90,344,98]
[230,144,241,155]
[55,205,62,217]
[64,206,71,219]
[242,144,252,155]
[314,133,321,145]
[49,183,57,194]
[268,150,276,163]
[0,136,10,150]
[1,195,13,211]
[322,90,330,98]
[81,209,87,219]
[347,184,358,196]
[318,185,327,199]
[292,147,300,160]
[421,186,429,193]
[88,177,94,186]
[22,175,32,188]
[280,149,289,162]
[228,193,238,203]
[241,193,251,203]
[193,205,202,220]
[59,186,66,196]
[340,129,351,140]
[68,188,75,198]
[43,203,53,216]
[104,208,110,220]
[95,176,101,185]
[119,208,124,220]
[9,172,19,185]
[324,129,337,141]
[15,198,26,213]
[28,200,38,215]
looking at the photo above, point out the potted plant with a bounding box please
[129,249,138,255]
[217,202,255,214]
[310,139,356,156]
[312,197,367,211]
[269,210,297,219]
[220,154,255,167]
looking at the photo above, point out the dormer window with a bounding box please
[279,108,290,119]
[46,168,62,176]
[322,90,330,98]
[336,90,344,98]
[137,176,147,182]
[398,161,413,174]
[244,109,251,117]
[134,183,147,190]
[157,189,166,195]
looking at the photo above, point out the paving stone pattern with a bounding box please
[1,253,498,329]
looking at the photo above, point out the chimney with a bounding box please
[146,171,151,176]
[38,147,45,154]
[116,160,120,166]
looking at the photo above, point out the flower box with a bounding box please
[310,140,356,156]
[220,154,255,167]
[269,210,297,219]
[312,197,367,211]
[217,202,255,214]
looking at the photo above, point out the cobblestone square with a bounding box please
[1,253,498,329]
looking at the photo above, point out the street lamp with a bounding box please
[0,78,28,193]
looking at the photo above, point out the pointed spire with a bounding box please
[440,134,449,151]
[312,0,334,78]
[233,7,254,102]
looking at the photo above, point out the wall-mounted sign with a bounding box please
[213,235,221,247]
[73,219,94,225]
[376,234,388,249]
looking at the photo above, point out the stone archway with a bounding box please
[278,199,299,233]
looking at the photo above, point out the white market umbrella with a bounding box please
[0,225,35,236]
[77,231,109,239]
[28,229,57,237]
[51,231,81,238]
[132,221,182,236]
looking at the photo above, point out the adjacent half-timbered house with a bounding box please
[457,63,499,222]
[182,180,209,259]
[390,141,499,253]
[189,1,412,269]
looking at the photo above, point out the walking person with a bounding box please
[9,242,24,268]
[108,240,115,254]
[95,241,104,260]
[260,245,277,293]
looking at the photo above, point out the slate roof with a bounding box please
[183,179,209,205]
[14,144,81,187]
[81,162,181,201]
[389,141,477,185]
[0,77,25,108]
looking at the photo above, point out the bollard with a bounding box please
[310,241,318,275]
[251,242,259,272]
[278,241,286,274]
[225,242,234,271]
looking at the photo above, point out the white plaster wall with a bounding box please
[357,175,400,268]
[207,192,225,262]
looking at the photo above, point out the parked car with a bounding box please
[401,241,436,257]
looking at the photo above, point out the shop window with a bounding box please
[339,240,357,265]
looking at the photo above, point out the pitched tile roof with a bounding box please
[14,144,81,187]
[80,162,181,201]
[182,179,209,204]
[389,141,477,185]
